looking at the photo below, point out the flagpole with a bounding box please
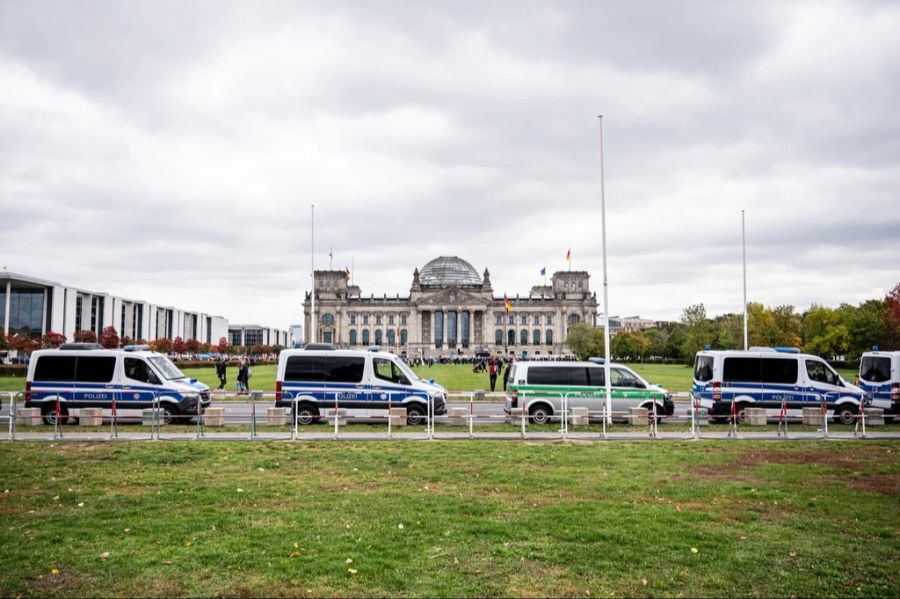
[742,210,748,351]
[310,204,316,345]
[329,247,333,270]
[599,115,612,425]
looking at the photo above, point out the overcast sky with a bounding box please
[1,0,898,330]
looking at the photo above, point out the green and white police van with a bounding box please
[503,360,673,423]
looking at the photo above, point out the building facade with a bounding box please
[0,271,285,346]
[303,256,598,357]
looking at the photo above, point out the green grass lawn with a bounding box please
[0,440,896,597]
[0,363,862,395]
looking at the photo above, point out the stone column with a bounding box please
[3,280,10,335]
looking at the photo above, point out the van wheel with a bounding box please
[41,404,69,426]
[835,405,858,426]
[406,404,426,426]
[734,403,749,425]
[294,404,319,425]
[160,405,178,426]
[529,404,552,425]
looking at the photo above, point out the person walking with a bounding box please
[237,358,250,395]
[215,358,227,390]
[502,356,515,391]
[488,358,498,392]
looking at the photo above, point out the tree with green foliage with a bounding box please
[748,302,780,347]
[802,305,850,358]
[770,305,802,348]
[680,304,712,363]
[838,300,886,360]
[565,322,605,361]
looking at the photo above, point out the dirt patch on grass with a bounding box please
[825,473,900,497]
[27,568,89,595]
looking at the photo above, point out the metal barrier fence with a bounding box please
[0,388,892,442]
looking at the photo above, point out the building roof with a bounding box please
[419,256,482,287]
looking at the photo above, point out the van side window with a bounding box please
[75,356,117,383]
[325,357,365,383]
[124,358,160,384]
[373,358,408,385]
[528,367,588,386]
[806,360,838,385]
[285,356,326,381]
[587,367,604,386]
[723,357,762,383]
[693,356,713,382]
[34,356,77,381]
[761,358,798,384]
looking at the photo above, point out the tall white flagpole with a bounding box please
[599,115,612,425]
[742,209,748,351]
[311,204,316,345]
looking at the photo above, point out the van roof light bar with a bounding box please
[123,344,150,352]
[774,347,801,354]
[58,343,103,350]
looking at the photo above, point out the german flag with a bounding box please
[566,248,571,262]
[504,294,512,313]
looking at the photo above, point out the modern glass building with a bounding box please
[0,272,281,345]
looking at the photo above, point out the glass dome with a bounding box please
[419,256,482,287]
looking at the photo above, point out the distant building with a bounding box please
[289,324,303,347]
[605,315,671,336]
[228,324,288,348]
[303,256,598,357]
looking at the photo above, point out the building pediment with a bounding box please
[413,286,489,307]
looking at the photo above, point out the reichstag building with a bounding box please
[303,256,598,357]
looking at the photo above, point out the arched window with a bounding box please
[533,329,541,345]
[567,313,580,324]
[495,329,503,345]
[507,329,515,346]
[362,329,370,345]
[520,329,528,345]
[400,329,408,346]
[349,330,357,346]
[375,330,383,345]
[386,330,396,345]
[546,329,553,345]
[322,313,335,325]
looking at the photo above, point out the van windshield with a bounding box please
[805,360,840,386]
[396,360,421,382]
[148,356,186,381]
[860,356,891,383]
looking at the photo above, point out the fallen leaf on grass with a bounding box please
[398,523,404,530]
[77,502,84,507]
[50,568,59,575]
[293,542,299,549]
[99,552,110,560]
[345,558,353,564]
[641,578,648,586]
[690,548,698,554]
[289,552,301,558]
[348,568,358,574]
[789,550,797,557]
[236,488,244,493]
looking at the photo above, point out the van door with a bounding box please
[760,357,802,412]
[122,357,163,408]
[324,355,367,410]
[74,356,118,407]
[371,357,411,409]
[858,354,892,405]
[803,359,844,407]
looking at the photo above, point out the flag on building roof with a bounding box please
[540,266,546,276]
[565,249,571,262]
[504,294,512,313]
[345,266,351,277]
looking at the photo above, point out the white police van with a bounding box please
[858,350,900,421]
[692,347,887,425]
[25,343,211,425]
[275,347,447,425]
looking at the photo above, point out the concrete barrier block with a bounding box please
[506,408,525,424]
[266,407,288,426]
[473,389,486,401]
[570,407,590,426]
[802,407,824,426]
[864,408,884,426]
[628,407,648,426]
[142,409,161,426]
[389,407,407,426]
[325,408,347,426]
[204,407,225,427]
[16,408,42,426]
[746,407,767,426]
[448,407,468,426]
[79,408,103,426]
